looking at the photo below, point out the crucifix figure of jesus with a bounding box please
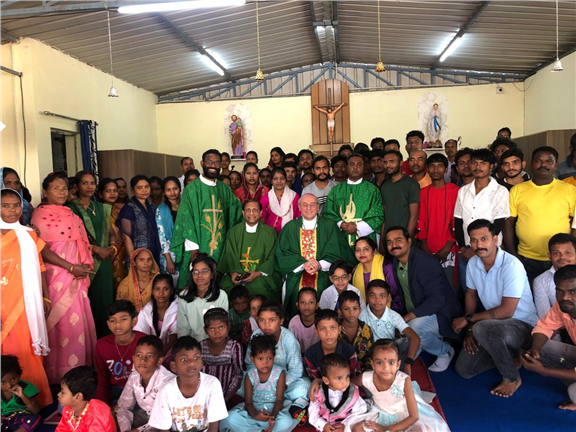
[313,102,346,143]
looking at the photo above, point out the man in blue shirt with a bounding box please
[452,219,538,399]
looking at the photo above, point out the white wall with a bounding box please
[0,38,158,202]
[156,82,525,162]
[524,51,576,135]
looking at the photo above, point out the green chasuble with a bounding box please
[171,178,242,290]
[67,200,113,337]
[275,216,351,317]
[218,222,282,300]
[323,180,384,248]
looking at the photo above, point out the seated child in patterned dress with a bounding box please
[308,353,368,432]
[1,356,41,432]
[221,335,297,432]
[200,308,243,403]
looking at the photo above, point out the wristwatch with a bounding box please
[465,313,474,324]
[404,357,414,365]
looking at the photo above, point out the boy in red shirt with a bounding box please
[94,300,145,404]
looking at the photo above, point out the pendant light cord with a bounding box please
[377,1,382,62]
[555,0,559,59]
[107,9,115,83]
[255,1,261,69]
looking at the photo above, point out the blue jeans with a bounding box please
[408,314,452,357]
[459,251,469,295]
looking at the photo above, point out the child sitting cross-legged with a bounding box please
[95,300,146,404]
[304,309,362,383]
[319,261,366,312]
[56,366,116,432]
[228,285,250,342]
[240,294,267,349]
[245,300,311,423]
[115,335,175,432]
[308,353,368,432]
[359,280,420,377]
[221,334,298,432]
[200,308,243,404]
[1,355,42,432]
[351,340,449,432]
[133,274,179,360]
[337,291,375,372]
[289,287,320,354]
[148,336,228,431]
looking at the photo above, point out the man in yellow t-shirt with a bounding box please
[504,146,576,284]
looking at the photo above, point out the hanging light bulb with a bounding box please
[106,9,119,97]
[551,0,563,72]
[254,1,264,81]
[375,1,385,73]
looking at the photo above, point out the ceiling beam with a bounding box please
[332,1,341,63]
[431,1,490,69]
[308,2,324,64]
[1,28,19,43]
[0,1,183,17]
[156,13,235,82]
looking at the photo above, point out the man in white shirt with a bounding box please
[534,233,576,318]
[454,148,509,292]
[177,156,194,190]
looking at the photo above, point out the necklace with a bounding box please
[85,201,96,216]
[68,401,90,431]
[115,334,135,362]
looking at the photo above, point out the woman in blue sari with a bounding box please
[156,176,180,281]
[115,175,161,266]
[1,167,34,225]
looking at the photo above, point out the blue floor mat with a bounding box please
[424,355,576,432]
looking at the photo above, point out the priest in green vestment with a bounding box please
[275,193,352,317]
[219,199,282,300]
[171,149,242,289]
[324,153,384,248]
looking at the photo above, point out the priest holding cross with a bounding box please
[171,149,242,290]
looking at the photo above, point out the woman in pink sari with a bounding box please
[30,172,97,384]
[260,167,300,234]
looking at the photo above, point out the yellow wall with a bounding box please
[157,82,525,162]
[524,51,576,136]
[156,97,312,166]
[0,38,158,202]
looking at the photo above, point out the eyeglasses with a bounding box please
[192,269,211,276]
[204,160,221,167]
[331,274,349,282]
[300,203,318,208]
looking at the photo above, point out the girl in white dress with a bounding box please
[352,339,450,432]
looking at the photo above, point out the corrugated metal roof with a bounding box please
[2,1,575,95]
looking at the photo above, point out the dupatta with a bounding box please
[0,189,49,356]
[234,174,269,204]
[267,186,296,229]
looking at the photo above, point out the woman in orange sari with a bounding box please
[116,248,160,312]
[1,189,52,407]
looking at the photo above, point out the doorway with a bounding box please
[51,129,80,175]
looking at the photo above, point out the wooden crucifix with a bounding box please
[310,79,351,157]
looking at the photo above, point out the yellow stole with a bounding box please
[352,253,391,307]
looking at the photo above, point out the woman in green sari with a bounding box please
[68,171,117,337]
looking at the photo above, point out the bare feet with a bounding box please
[490,379,522,398]
[558,401,576,411]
